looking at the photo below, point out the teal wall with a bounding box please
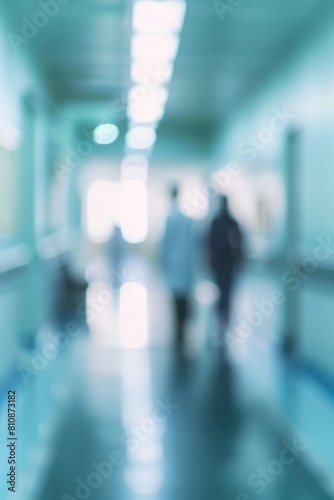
[0,9,61,380]
[212,8,334,379]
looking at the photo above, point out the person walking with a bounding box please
[161,185,195,346]
[209,195,243,332]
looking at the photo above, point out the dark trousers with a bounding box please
[216,265,233,327]
[173,295,189,344]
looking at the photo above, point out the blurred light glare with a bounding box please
[86,181,119,243]
[120,282,148,348]
[125,126,156,150]
[0,125,21,151]
[132,34,180,62]
[127,85,168,124]
[132,1,186,34]
[93,123,119,145]
[131,61,173,85]
[129,85,169,106]
[127,103,165,124]
[125,465,163,495]
[121,180,148,244]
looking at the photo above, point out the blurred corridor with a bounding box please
[0,0,334,498]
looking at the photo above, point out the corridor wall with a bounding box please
[212,5,334,380]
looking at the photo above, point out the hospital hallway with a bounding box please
[1,0,334,499]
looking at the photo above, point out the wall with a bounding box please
[212,6,334,380]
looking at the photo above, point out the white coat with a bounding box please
[161,206,195,295]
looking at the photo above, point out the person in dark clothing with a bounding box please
[209,196,242,330]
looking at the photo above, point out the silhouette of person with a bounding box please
[161,185,195,346]
[209,195,242,331]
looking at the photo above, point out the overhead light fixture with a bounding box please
[125,126,156,150]
[132,1,186,34]
[127,105,165,124]
[131,34,180,62]
[128,85,169,106]
[131,61,174,85]
[127,85,168,124]
[93,123,119,145]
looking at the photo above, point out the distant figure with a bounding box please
[209,196,242,331]
[161,185,195,346]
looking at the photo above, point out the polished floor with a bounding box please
[0,259,333,500]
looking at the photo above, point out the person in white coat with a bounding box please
[161,185,195,345]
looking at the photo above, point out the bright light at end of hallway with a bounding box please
[86,180,120,243]
[132,1,186,34]
[120,180,148,244]
[120,282,148,349]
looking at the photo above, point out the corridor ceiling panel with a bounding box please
[3,0,332,131]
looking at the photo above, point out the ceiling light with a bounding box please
[128,85,169,106]
[131,34,180,62]
[131,61,174,85]
[132,1,186,34]
[93,124,119,145]
[125,126,156,150]
[127,105,165,124]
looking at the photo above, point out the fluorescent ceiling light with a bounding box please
[127,85,168,124]
[125,126,157,150]
[131,61,173,85]
[127,105,165,124]
[131,34,179,62]
[128,85,169,106]
[132,1,186,34]
[93,124,119,145]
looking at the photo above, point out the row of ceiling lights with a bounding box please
[93,0,187,155]
[125,0,187,152]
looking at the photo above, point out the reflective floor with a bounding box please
[1,259,333,500]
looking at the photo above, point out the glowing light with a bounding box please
[86,181,120,243]
[132,1,186,34]
[131,61,173,85]
[0,125,21,151]
[120,180,148,244]
[129,85,169,106]
[93,123,119,145]
[120,282,148,348]
[132,34,180,62]
[125,126,156,150]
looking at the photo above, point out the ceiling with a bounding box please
[3,0,333,142]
